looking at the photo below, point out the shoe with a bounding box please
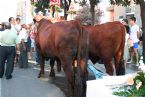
[35,63,39,65]
[6,75,12,80]
[136,63,140,67]
[127,60,133,64]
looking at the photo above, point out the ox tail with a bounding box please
[76,26,89,68]
[73,25,88,97]
[117,25,126,75]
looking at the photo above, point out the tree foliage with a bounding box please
[110,0,145,6]
[75,5,103,25]
[34,0,50,13]
[32,0,72,19]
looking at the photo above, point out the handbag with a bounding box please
[127,38,133,47]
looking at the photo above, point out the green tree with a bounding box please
[34,0,50,14]
[32,0,72,19]
[76,0,99,25]
[75,4,103,25]
[89,0,99,25]
[62,0,72,19]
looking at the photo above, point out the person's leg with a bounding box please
[133,43,139,65]
[130,51,134,62]
[35,43,40,64]
[0,46,6,78]
[134,48,139,65]
[23,42,28,68]
[124,45,129,68]
[19,44,24,68]
[27,38,32,60]
[5,47,16,79]
[128,47,134,63]
[23,50,28,68]
[127,47,134,63]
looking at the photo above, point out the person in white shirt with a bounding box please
[0,22,4,46]
[9,17,17,33]
[0,22,20,79]
[129,17,140,65]
[19,24,28,68]
[15,18,21,35]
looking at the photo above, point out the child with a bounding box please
[129,17,140,66]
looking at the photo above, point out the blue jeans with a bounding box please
[34,43,40,64]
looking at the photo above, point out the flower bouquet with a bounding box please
[113,56,145,97]
[113,57,145,97]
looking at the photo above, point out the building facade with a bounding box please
[106,4,142,27]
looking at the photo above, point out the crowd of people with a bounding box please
[122,17,143,68]
[0,16,143,80]
[0,17,38,79]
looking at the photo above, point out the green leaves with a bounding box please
[34,0,50,14]
[113,71,145,97]
[110,0,131,6]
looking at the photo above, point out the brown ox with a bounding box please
[34,19,61,76]
[85,22,125,75]
[35,19,88,97]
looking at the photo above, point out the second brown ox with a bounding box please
[85,21,126,75]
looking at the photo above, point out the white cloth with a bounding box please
[86,75,132,97]
[11,24,17,34]
[130,24,139,43]
[31,38,35,48]
[15,24,21,32]
[125,33,129,46]
[19,28,28,42]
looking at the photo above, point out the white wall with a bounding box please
[98,0,110,23]
[0,0,18,22]
[114,6,126,21]
[134,5,142,27]
[0,0,33,24]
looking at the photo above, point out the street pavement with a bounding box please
[1,64,65,97]
[0,60,138,97]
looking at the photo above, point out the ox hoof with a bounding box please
[57,67,61,72]
[38,74,45,78]
[49,72,55,77]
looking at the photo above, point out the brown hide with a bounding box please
[85,22,125,75]
[36,19,88,97]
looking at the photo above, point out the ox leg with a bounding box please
[79,59,88,97]
[61,60,74,97]
[49,58,55,77]
[38,56,45,78]
[114,52,125,75]
[104,59,114,75]
[72,59,88,97]
[56,58,61,72]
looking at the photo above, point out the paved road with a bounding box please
[0,60,138,97]
[1,64,65,97]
